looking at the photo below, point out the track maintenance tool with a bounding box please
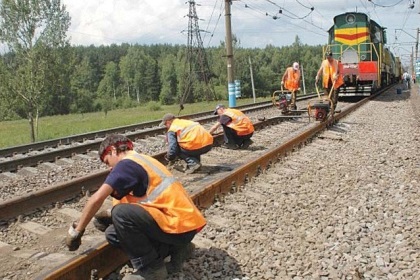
[308,81,335,121]
[271,84,300,115]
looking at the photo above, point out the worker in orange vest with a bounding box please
[65,134,206,279]
[209,104,254,150]
[315,51,344,109]
[160,113,213,174]
[281,62,301,110]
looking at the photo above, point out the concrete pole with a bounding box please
[417,28,420,81]
[249,57,256,103]
[224,0,236,107]
[300,63,306,95]
[416,28,419,64]
[411,46,414,79]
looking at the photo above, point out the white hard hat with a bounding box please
[293,62,299,70]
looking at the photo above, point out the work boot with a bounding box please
[221,143,238,150]
[185,162,202,174]
[240,139,254,149]
[172,164,186,173]
[123,260,168,280]
[166,242,195,274]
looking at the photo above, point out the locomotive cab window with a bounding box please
[372,26,382,43]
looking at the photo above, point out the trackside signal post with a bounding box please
[225,0,236,107]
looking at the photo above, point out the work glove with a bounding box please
[332,73,338,82]
[281,81,284,85]
[93,209,112,232]
[315,76,319,83]
[66,222,85,251]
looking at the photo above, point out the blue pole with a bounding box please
[228,82,236,107]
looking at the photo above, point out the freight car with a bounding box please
[324,12,401,96]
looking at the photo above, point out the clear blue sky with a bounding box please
[63,0,419,68]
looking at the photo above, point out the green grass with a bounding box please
[0,98,268,149]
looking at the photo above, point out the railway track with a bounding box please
[0,112,308,221]
[0,87,387,279]
[42,98,372,279]
[0,96,318,174]
[0,95,322,205]
[0,102,266,171]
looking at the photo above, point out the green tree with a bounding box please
[0,0,70,142]
[120,46,159,103]
[159,54,178,105]
[98,61,120,101]
[0,56,21,120]
[97,61,121,115]
[70,57,97,114]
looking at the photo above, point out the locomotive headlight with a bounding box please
[346,14,356,24]
[360,55,366,61]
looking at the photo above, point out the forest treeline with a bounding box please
[0,0,325,142]
[0,39,324,119]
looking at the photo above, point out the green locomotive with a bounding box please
[324,12,401,96]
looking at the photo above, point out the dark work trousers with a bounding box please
[222,125,253,146]
[105,203,197,270]
[179,144,212,167]
[289,89,299,108]
[323,87,339,109]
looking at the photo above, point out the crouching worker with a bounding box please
[209,104,254,150]
[65,134,206,280]
[161,113,213,174]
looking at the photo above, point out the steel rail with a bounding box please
[35,87,390,280]
[0,101,273,158]
[0,95,319,173]
[0,102,269,173]
[0,94,318,158]
[0,88,385,221]
[0,115,302,222]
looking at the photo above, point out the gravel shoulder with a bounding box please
[172,85,420,280]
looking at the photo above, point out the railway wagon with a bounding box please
[324,12,399,96]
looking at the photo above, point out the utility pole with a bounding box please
[249,57,256,103]
[301,63,306,95]
[411,46,414,78]
[181,0,215,111]
[416,28,419,63]
[416,28,420,81]
[224,0,236,107]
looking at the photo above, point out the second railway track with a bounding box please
[0,96,320,174]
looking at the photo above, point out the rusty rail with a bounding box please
[35,88,389,280]
[0,114,303,222]
[16,84,397,280]
[0,95,319,173]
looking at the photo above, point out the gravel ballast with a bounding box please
[170,86,419,280]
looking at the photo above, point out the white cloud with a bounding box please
[62,0,419,65]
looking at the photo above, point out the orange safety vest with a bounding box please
[168,119,213,150]
[112,151,206,234]
[284,67,300,91]
[223,108,254,136]
[321,59,344,89]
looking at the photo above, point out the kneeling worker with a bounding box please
[161,113,213,174]
[209,104,254,150]
[65,134,206,279]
